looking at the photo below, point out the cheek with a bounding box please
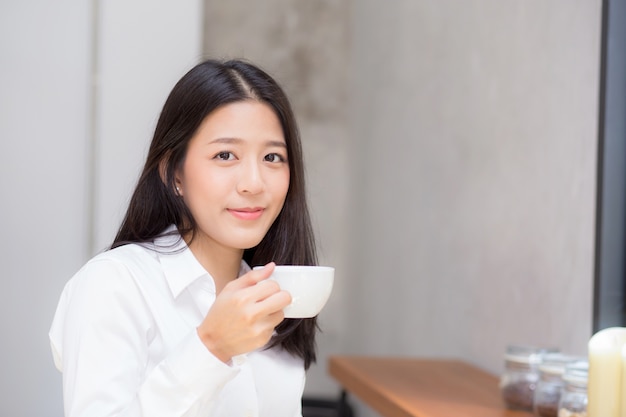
[183,160,223,190]
[278,173,290,201]
[181,166,225,206]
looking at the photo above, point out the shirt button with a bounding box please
[232,354,247,366]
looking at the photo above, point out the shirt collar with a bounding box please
[155,226,251,298]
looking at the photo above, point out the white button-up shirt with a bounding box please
[49,231,305,417]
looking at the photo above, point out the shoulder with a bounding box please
[64,244,160,303]
[93,242,158,266]
[50,245,162,370]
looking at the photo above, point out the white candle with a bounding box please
[622,343,626,417]
[587,327,626,417]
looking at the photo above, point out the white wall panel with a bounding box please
[93,0,203,252]
[0,1,92,415]
[0,1,202,414]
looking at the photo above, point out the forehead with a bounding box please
[194,100,285,144]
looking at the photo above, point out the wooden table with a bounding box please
[328,356,535,417]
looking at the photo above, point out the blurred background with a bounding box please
[0,1,611,416]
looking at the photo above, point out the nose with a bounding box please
[237,159,265,195]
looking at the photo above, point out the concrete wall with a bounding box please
[205,2,601,416]
[346,1,601,415]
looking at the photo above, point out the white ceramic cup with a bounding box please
[254,265,335,318]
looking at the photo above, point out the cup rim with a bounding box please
[253,265,334,272]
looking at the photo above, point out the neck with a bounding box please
[185,232,244,294]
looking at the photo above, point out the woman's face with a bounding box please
[175,100,290,253]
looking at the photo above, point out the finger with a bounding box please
[253,305,287,331]
[266,308,286,329]
[228,262,275,290]
[254,289,292,316]
[234,278,283,309]
[252,279,282,301]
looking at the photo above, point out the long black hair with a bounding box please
[112,59,318,369]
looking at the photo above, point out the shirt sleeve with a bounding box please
[49,258,239,417]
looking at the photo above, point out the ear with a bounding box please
[174,176,183,196]
[158,158,170,186]
[158,157,183,196]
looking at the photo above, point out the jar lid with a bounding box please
[504,345,559,365]
[538,353,585,375]
[562,360,589,386]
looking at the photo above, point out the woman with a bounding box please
[49,59,318,417]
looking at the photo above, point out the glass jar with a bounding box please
[500,345,559,411]
[558,360,588,417]
[533,354,583,417]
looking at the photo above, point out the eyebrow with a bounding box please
[208,137,287,148]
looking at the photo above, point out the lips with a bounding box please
[227,207,264,220]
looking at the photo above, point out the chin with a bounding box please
[233,236,266,251]
[227,227,272,251]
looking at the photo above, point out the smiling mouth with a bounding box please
[227,208,264,220]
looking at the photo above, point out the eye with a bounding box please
[264,153,286,163]
[214,151,236,161]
